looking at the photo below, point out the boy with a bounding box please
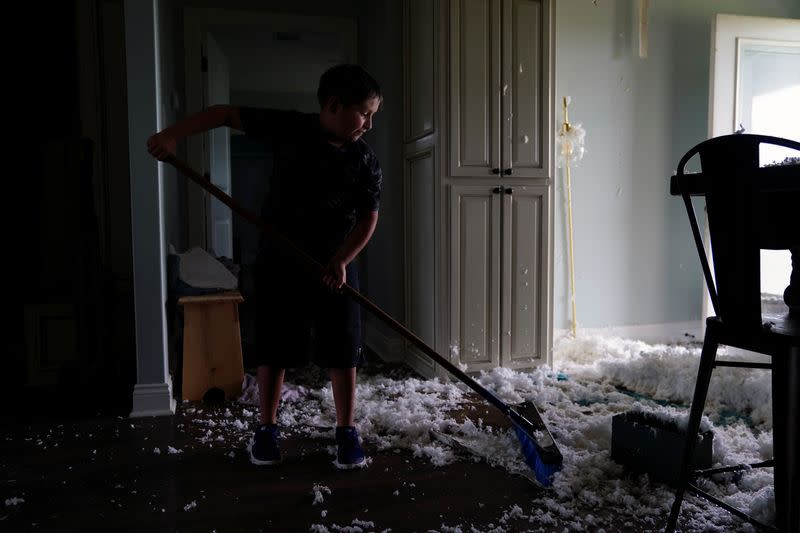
[147,64,383,469]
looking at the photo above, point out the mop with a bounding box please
[165,155,563,486]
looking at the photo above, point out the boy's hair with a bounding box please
[317,64,382,108]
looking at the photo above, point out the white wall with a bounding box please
[553,0,800,331]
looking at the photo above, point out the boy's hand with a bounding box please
[322,260,347,291]
[146,132,177,161]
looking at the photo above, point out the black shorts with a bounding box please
[253,255,363,369]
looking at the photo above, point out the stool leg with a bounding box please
[665,330,718,533]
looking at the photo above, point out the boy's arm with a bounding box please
[146,104,243,160]
[322,209,379,290]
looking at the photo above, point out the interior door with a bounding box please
[450,184,502,371]
[501,185,547,368]
[502,0,549,178]
[448,0,501,177]
[707,14,800,316]
[203,32,233,259]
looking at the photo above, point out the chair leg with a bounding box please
[665,330,719,533]
[772,345,800,533]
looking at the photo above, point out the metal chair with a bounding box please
[666,134,800,533]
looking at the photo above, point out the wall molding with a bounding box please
[554,320,704,345]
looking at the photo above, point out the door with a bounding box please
[449,0,501,177]
[405,148,437,375]
[203,32,233,259]
[450,184,502,370]
[449,0,550,178]
[501,185,547,367]
[501,0,549,178]
[450,184,548,370]
[708,14,800,315]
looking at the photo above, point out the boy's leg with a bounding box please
[330,366,365,469]
[249,366,285,465]
[258,365,285,425]
[250,364,285,465]
[329,367,357,427]
[313,262,366,468]
[249,250,314,465]
[315,262,363,428]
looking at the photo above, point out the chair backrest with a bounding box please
[673,134,800,330]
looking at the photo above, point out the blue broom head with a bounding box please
[513,422,562,487]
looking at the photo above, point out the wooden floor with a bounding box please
[2,361,661,532]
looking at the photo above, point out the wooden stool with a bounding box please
[178,290,245,401]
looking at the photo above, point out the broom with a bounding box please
[164,155,563,486]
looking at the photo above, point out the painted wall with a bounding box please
[553,0,800,331]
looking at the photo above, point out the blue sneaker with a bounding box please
[249,424,281,465]
[334,426,366,469]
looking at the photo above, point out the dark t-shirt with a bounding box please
[238,107,382,262]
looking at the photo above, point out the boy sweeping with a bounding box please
[147,64,383,469]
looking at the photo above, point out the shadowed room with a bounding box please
[7,1,799,532]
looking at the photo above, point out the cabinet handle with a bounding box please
[505,187,513,195]
[492,168,500,175]
[492,187,502,194]
[503,168,512,175]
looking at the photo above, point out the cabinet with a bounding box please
[449,0,550,179]
[400,0,552,376]
[449,184,548,371]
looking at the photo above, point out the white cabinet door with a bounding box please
[501,185,547,366]
[405,148,438,376]
[450,184,548,370]
[449,0,549,178]
[501,0,550,178]
[450,184,502,369]
[404,0,437,142]
[449,0,502,177]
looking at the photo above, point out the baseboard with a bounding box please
[363,315,406,362]
[129,378,176,418]
[555,320,704,345]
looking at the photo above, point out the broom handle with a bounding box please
[164,155,534,427]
